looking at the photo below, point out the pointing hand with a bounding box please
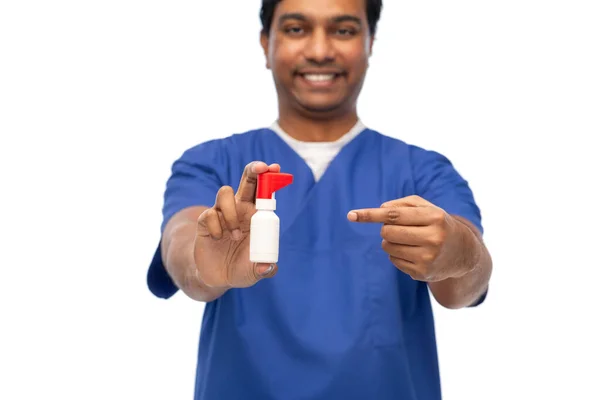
[347,195,473,281]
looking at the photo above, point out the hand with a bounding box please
[347,195,471,281]
[194,161,280,289]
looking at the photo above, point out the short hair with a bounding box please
[260,0,383,36]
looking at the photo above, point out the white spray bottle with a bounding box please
[249,172,294,264]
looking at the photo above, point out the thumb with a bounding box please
[236,161,282,203]
[254,263,278,279]
[382,195,431,208]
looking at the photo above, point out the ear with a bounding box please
[260,31,271,69]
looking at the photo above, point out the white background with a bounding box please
[1,0,599,399]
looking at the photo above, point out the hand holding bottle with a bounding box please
[194,161,283,289]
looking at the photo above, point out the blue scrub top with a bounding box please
[148,127,486,400]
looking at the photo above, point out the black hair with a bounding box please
[260,0,383,36]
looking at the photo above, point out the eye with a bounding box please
[335,27,357,37]
[285,26,305,35]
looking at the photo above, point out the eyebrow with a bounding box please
[331,15,362,25]
[278,13,307,23]
[278,13,363,26]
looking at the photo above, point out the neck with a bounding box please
[276,107,360,143]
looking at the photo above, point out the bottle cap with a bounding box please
[256,172,294,200]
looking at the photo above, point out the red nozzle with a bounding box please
[256,172,294,199]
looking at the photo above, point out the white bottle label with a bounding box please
[249,210,280,264]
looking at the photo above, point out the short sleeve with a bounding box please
[410,146,488,307]
[410,146,483,235]
[147,140,228,299]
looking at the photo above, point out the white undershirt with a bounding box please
[270,120,366,181]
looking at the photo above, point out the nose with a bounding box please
[303,28,335,65]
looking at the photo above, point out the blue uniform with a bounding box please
[148,126,486,400]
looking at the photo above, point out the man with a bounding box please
[147,0,493,399]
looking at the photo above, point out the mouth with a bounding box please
[295,72,345,88]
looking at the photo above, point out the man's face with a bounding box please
[261,0,373,116]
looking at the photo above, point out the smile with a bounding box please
[296,72,344,88]
[303,74,337,82]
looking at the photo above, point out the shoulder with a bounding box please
[366,128,482,231]
[175,127,269,162]
[363,128,410,148]
[166,127,271,187]
[363,127,451,165]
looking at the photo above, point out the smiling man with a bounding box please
[147,0,493,399]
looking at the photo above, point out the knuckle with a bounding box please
[428,231,445,247]
[217,185,234,198]
[386,208,401,223]
[430,237,443,248]
[357,212,370,222]
[201,208,216,222]
[207,208,220,219]
[438,229,448,243]
[421,252,435,263]
[432,209,446,223]
[406,195,422,204]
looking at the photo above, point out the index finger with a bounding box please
[215,186,241,237]
[347,207,433,226]
[235,161,281,202]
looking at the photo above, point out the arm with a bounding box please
[410,146,492,309]
[427,215,492,309]
[146,140,227,300]
[348,146,493,309]
[160,206,229,302]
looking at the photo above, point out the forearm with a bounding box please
[428,216,492,309]
[161,214,228,302]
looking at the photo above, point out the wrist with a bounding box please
[184,266,230,302]
[447,216,482,279]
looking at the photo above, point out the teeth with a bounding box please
[303,74,335,82]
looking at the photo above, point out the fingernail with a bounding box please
[232,229,242,241]
[260,264,274,277]
[347,211,357,222]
